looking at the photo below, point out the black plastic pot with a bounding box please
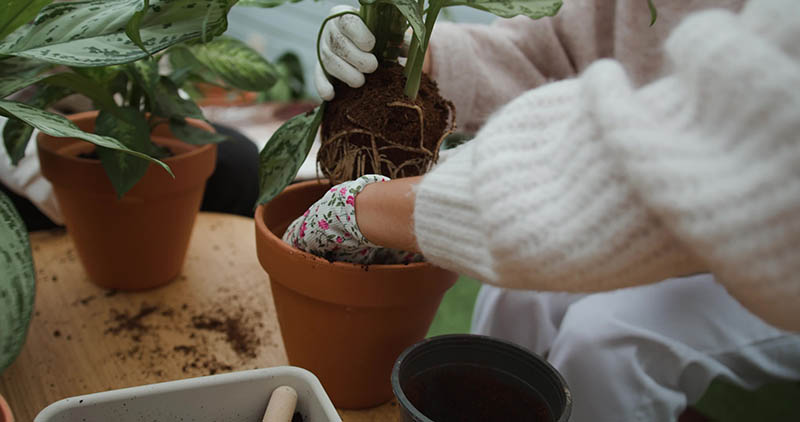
[391,334,572,422]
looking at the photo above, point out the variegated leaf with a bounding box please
[127,59,159,100]
[3,84,72,165]
[235,0,302,7]
[0,99,172,174]
[442,0,561,19]
[125,0,151,55]
[1,71,117,112]
[0,0,236,67]
[169,118,227,145]
[0,0,52,40]
[167,45,216,85]
[0,190,36,374]
[184,37,278,91]
[0,74,51,98]
[377,0,424,47]
[0,56,53,80]
[73,64,125,86]
[153,76,204,120]
[257,104,324,205]
[95,107,153,198]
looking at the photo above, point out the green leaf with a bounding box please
[94,107,153,198]
[0,190,36,374]
[0,0,236,67]
[1,71,118,115]
[72,65,124,86]
[0,0,52,40]
[0,98,171,174]
[0,56,54,80]
[125,0,151,56]
[184,37,278,91]
[153,76,204,120]
[167,46,214,86]
[377,0,425,47]
[126,59,159,108]
[235,0,302,7]
[0,73,50,98]
[647,0,658,26]
[257,104,324,205]
[169,118,227,145]
[442,0,562,19]
[2,119,33,165]
[261,52,307,102]
[2,84,72,164]
[39,72,119,112]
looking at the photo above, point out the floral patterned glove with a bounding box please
[282,175,423,265]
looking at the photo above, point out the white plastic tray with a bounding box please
[35,366,341,422]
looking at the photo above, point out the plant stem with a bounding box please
[404,0,425,77]
[362,3,406,63]
[404,2,441,100]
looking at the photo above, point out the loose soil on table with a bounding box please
[319,62,455,184]
[97,294,267,377]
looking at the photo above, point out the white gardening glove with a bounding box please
[282,175,423,265]
[314,5,379,101]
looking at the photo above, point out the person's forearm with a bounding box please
[355,176,422,253]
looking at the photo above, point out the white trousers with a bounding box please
[471,274,800,422]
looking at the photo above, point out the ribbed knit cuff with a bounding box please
[414,142,497,282]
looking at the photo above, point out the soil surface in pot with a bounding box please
[403,363,554,422]
[319,62,455,184]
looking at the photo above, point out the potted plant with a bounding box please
[0,0,284,289]
[0,190,36,422]
[251,0,596,410]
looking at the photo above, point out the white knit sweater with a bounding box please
[415,0,800,330]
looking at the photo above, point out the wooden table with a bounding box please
[0,213,401,421]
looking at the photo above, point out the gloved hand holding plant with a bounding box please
[282,175,422,264]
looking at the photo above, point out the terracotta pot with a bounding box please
[254,180,457,409]
[195,83,258,107]
[37,111,217,290]
[0,393,12,422]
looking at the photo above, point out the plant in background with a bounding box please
[0,190,35,374]
[0,0,297,197]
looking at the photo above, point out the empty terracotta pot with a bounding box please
[37,111,217,290]
[255,180,457,409]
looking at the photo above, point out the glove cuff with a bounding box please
[339,174,391,248]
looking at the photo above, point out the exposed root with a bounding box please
[387,101,427,153]
[319,91,457,184]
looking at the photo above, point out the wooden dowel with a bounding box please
[262,385,298,422]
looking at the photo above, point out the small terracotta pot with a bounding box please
[255,180,457,409]
[37,111,217,290]
[195,83,258,107]
[0,393,12,422]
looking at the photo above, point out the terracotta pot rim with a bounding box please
[0,393,12,422]
[255,180,432,272]
[37,111,215,165]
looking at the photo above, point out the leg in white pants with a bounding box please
[471,274,800,422]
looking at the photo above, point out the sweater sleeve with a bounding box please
[414,0,800,330]
[428,16,579,132]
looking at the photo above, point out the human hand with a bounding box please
[282,175,423,265]
[314,5,379,101]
